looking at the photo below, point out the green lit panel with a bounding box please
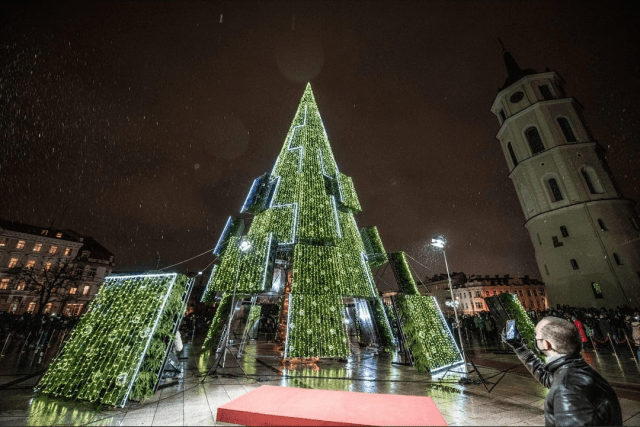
[36,273,189,407]
[337,173,361,213]
[207,233,275,294]
[295,172,340,243]
[248,205,295,244]
[370,298,395,347]
[203,293,232,349]
[389,251,420,295]
[360,226,388,269]
[284,294,350,359]
[336,210,365,253]
[394,295,463,372]
[291,244,374,297]
[497,293,538,355]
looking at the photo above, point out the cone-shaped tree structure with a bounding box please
[202,84,390,358]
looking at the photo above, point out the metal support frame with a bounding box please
[390,296,414,366]
[238,295,258,357]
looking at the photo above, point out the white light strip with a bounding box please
[105,273,175,281]
[360,252,378,298]
[283,293,293,359]
[331,196,342,238]
[240,178,260,213]
[268,177,282,209]
[290,203,299,245]
[318,148,327,176]
[121,273,177,407]
[285,105,307,174]
[213,217,233,255]
[201,264,218,303]
[261,233,274,290]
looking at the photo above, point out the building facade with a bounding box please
[423,273,546,316]
[490,49,640,309]
[0,219,115,316]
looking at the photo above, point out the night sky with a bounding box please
[2,1,638,288]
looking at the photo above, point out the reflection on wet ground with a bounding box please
[1,332,640,426]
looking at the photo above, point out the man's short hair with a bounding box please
[538,316,581,355]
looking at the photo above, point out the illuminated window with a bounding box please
[27,302,36,313]
[571,259,579,270]
[82,285,90,295]
[475,302,483,309]
[44,262,52,271]
[8,257,19,268]
[525,127,544,154]
[560,226,569,237]
[33,243,42,252]
[0,278,10,289]
[56,232,63,238]
[557,117,576,142]
[44,303,52,314]
[64,247,71,256]
[0,238,7,247]
[16,240,26,249]
[591,282,604,299]
[41,229,48,235]
[69,287,77,295]
[16,281,26,291]
[548,178,563,202]
[26,260,36,269]
[49,245,58,255]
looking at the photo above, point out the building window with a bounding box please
[56,232,63,238]
[537,233,542,245]
[552,236,564,247]
[598,218,607,231]
[475,290,481,297]
[560,226,569,237]
[525,127,545,154]
[631,218,640,231]
[0,237,7,247]
[570,259,579,270]
[8,257,19,268]
[475,302,483,310]
[613,253,622,265]
[540,289,545,296]
[16,240,26,249]
[591,282,604,299]
[88,268,97,278]
[64,247,71,256]
[0,278,10,289]
[27,302,36,313]
[16,281,26,291]
[492,290,497,295]
[527,289,532,296]
[539,85,554,100]
[44,303,52,314]
[557,117,577,142]
[41,229,48,236]
[545,264,550,275]
[507,142,518,167]
[518,290,524,296]
[69,287,77,295]
[499,109,506,122]
[581,168,603,194]
[548,178,564,202]
[44,262,52,271]
[26,260,36,269]
[82,285,90,295]
[485,290,490,296]
[533,290,538,297]
[33,243,42,252]
[49,245,58,255]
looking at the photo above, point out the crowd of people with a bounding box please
[445,304,640,358]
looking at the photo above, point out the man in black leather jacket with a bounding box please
[504,316,622,426]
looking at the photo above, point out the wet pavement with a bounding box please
[1,331,640,426]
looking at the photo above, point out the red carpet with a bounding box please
[217,385,447,426]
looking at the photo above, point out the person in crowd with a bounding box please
[503,316,622,426]
[598,314,613,344]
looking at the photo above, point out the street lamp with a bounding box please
[431,236,468,374]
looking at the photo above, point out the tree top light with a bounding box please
[431,237,445,249]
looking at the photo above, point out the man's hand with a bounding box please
[501,327,525,350]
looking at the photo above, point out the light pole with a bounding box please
[431,236,467,374]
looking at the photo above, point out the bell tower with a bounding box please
[490,47,640,309]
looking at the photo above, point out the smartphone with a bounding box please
[506,319,517,341]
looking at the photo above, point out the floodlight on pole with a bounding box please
[431,235,467,375]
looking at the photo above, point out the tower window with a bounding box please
[499,109,506,122]
[613,253,622,265]
[570,259,579,270]
[539,85,554,100]
[552,236,563,247]
[557,117,577,142]
[581,167,603,194]
[507,142,518,167]
[544,264,550,275]
[591,282,604,299]
[537,233,542,245]
[525,127,545,154]
[598,218,607,231]
[631,217,640,231]
[560,226,569,237]
[548,178,564,202]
